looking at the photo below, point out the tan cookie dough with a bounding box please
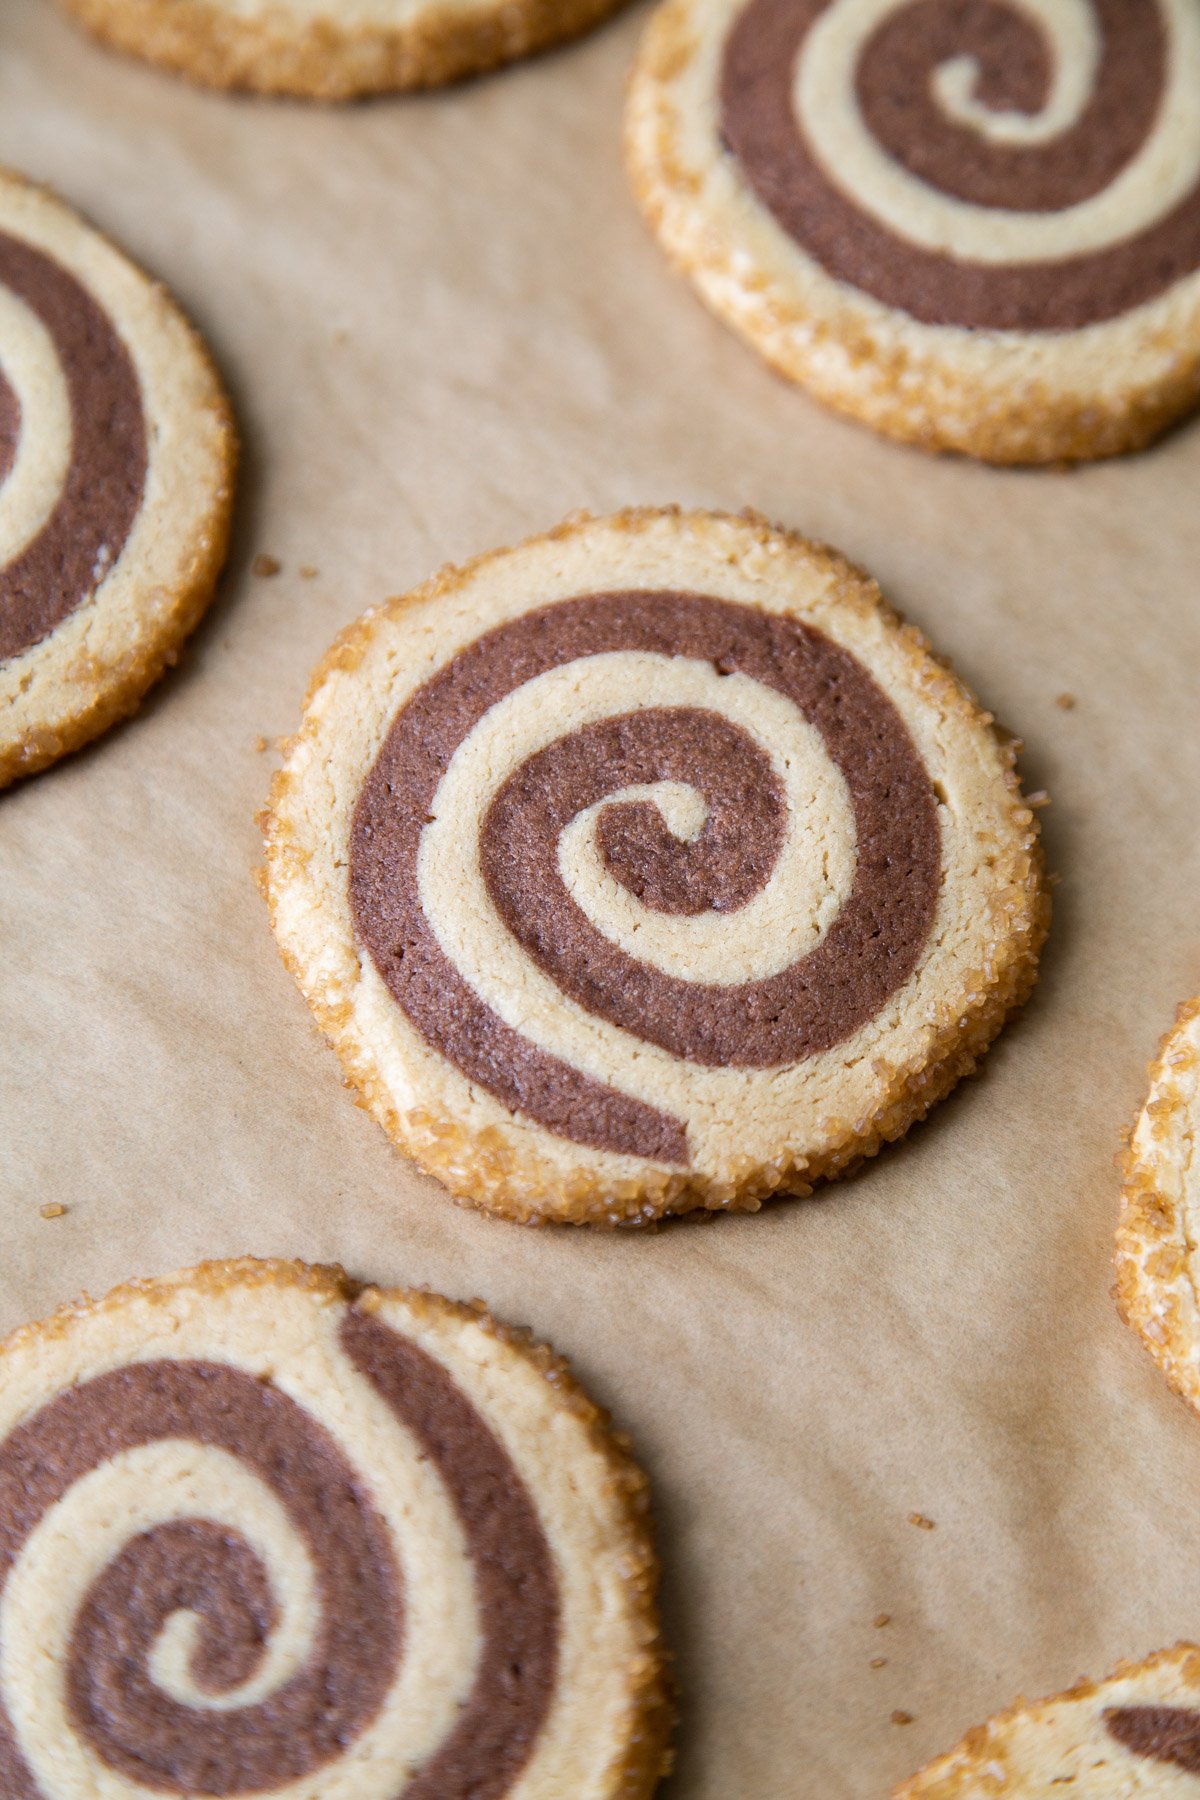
[897,1644,1200,1796]
[57,0,631,97]
[0,168,235,789]
[625,0,1200,463]
[1115,997,1200,1409]
[262,506,1048,1225]
[0,1256,671,1799]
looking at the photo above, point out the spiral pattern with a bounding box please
[0,229,147,664]
[349,588,940,1166]
[0,1286,564,1798]
[718,0,1200,330]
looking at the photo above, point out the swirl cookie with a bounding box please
[1115,997,1200,1408]
[57,0,630,98]
[262,507,1048,1225]
[625,0,1200,463]
[0,171,235,789]
[896,1644,1200,1797]
[0,1256,671,1799]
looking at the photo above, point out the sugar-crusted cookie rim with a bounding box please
[0,1253,674,1800]
[57,0,631,98]
[893,1641,1200,1797]
[0,164,238,789]
[623,0,1200,466]
[261,505,1049,1226]
[1115,996,1200,1412]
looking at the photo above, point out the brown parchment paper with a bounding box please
[3,3,1200,1792]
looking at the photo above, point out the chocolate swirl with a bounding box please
[350,590,940,1165]
[0,231,147,664]
[719,0,1200,330]
[0,367,19,489]
[1106,1705,1200,1773]
[0,1312,558,1797]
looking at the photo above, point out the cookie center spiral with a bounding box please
[718,0,1200,330]
[0,231,147,665]
[0,1313,559,1799]
[349,589,940,1164]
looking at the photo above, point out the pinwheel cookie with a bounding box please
[1115,996,1200,1408]
[626,0,1200,463]
[0,1257,671,1800]
[263,507,1048,1225]
[58,0,630,97]
[897,1644,1200,1796]
[0,170,235,789]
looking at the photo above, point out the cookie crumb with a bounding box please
[891,1710,914,1726]
[253,735,270,753]
[1055,692,1077,711]
[873,1613,891,1628]
[299,565,319,580]
[908,1513,936,1530]
[39,1203,66,1220]
[1025,789,1051,808]
[870,1656,887,1669]
[252,553,282,578]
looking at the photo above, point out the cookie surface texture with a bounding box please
[0,1256,670,1799]
[57,0,630,97]
[0,170,235,788]
[896,1644,1200,1797]
[625,0,1200,463]
[263,507,1048,1225]
[1115,996,1200,1408]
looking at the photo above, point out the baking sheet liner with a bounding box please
[3,3,1200,1790]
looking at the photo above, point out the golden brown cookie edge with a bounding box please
[0,1252,674,1799]
[57,0,632,98]
[893,1642,1200,1798]
[622,0,1200,467]
[260,504,1050,1227]
[1114,996,1200,1414]
[0,168,238,790]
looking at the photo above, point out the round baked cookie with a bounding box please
[625,0,1200,464]
[57,0,631,98]
[1115,997,1200,1407]
[0,170,235,789]
[896,1644,1200,1797]
[0,1256,671,1799]
[262,506,1049,1226]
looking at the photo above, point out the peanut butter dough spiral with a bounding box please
[720,0,1200,332]
[0,231,146,666]
[0,170,234,787]
[349,590,940,1166]
[0,1261,669,1799]
[626,3,1200,458]
[264,509,1048,1223]
[1,1358,403,1796]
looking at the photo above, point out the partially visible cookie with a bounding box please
[896,1644,1200,1797]
[57,0,630,97]
[262,506,1048,1225]
[0,1256,671,1799]
[1115,997,1200,1408]
[625,0,1200,464]
[0,169,235,789]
